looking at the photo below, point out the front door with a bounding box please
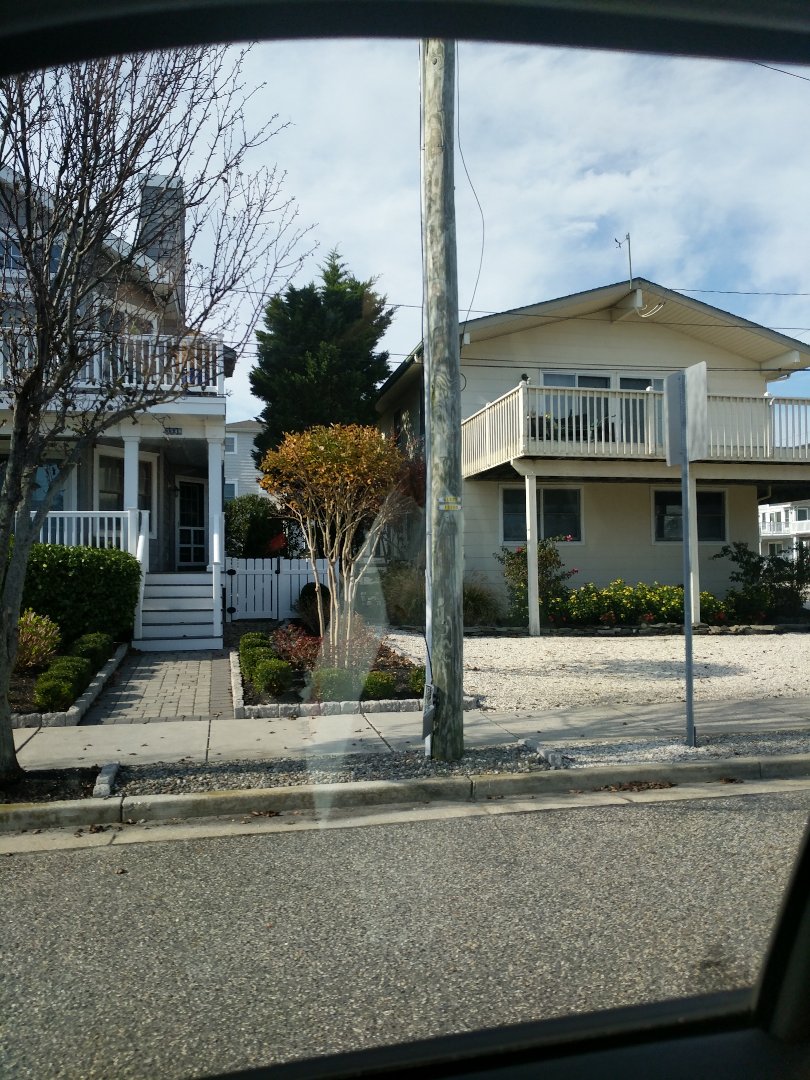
[176,478,207,568]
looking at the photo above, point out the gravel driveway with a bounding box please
[384,631,810,711]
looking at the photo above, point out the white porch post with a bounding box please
[123,434,140,555]
[525,473,540,636]
[689,473,701,623]
[207,435,224,639]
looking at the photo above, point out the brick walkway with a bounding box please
[81,650,233,725]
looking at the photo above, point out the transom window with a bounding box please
[654,490,726,542]
[502,487,581,543]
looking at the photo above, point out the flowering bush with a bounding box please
[494,537,578,625]
[271,624,321,670]
[546,581,733,627]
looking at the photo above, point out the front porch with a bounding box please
[462,381,810,478]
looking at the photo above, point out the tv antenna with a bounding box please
[615,232,633,284]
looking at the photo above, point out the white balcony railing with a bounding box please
[461,382,810,477]
[0,333,225,396]
[760,515,810,537]
[36,510,150,558]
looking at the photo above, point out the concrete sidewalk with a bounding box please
[11,642,810,770]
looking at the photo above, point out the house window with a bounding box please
[96,451,156,536]
[654,490,726,542]
[768,543,784,556]
[224,481,237,501]
[0,237,22,273]
[797,507,809,522]
[224,436,236,453]
[502,487,582,543]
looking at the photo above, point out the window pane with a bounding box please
[543,372,575,387]
[697,491,725,541]
[224,436,236,453]
[138,461,152,515]
[98,455,123,511]
[620,377,652,391]
[578,375,610,388]
[797,507,809,521]
[543,488,581,540]
[224,482,236,502]
[654,490,726,541]
[502,488,525,542]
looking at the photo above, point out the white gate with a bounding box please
[224,557,332,621]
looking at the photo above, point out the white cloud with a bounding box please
[222,40,810,420]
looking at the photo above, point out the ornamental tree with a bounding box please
[259,424,409,667]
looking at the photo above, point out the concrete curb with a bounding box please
[11,644,128,730]
[4,752,810,833]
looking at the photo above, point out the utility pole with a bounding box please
[421,39,463,761]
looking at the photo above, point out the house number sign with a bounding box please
[164,427,183,435]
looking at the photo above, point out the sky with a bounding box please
[221,38,810,421]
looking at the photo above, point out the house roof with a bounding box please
[464,279,810,368]
[377,278,810,411]
[226,419,263,431]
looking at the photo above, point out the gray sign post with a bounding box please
[664,362,708,748]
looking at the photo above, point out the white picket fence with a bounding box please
[224,557,332,621]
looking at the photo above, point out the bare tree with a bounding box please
[0,47,310,781]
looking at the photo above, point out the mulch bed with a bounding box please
[0,767,98,803]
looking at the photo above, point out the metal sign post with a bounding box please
[664,362,707,749]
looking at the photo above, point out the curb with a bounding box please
[11,644,128,729]
[3,753,810,833]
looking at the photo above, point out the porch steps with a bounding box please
[133,572,223,652]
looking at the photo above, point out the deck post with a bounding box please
[525,472,540,636]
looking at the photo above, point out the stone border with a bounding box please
[229,650,479,719]
[4,752,810,833]
[11,644,128,730]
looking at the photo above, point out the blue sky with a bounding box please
[223,39,810,419]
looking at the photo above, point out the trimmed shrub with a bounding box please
[23,544,140,642]
[362,670,396,700]
[494,539,578,625]
[70,632,114,670]
[252,657,294,695]
[310,667,362,702]
[15,609,61,672]
[408,665,426,697]
[33,655,93,711]
[240,646,279,683]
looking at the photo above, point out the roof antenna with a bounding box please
[615,232,632,285]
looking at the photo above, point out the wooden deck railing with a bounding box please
[461,382,810,476]
[0,333,225,396]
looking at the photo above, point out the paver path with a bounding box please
[81,650,232,724]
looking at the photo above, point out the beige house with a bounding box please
[377,279,810,627]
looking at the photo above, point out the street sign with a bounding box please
[664,362,707,465]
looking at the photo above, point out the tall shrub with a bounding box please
[22,545,141,642]
[494,537,578,625]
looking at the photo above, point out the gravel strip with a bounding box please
[116,744,549,794]
[555,729,810,768]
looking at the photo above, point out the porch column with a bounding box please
[207,435,224,638]
[689,473,701,623]
[123,434,140,556]
[525,473,540,636]
[123,435,140,509]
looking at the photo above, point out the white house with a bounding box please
[1,176,232,651]
[377,279,810,630]
[759,500,810,557]
[224,419,267,502]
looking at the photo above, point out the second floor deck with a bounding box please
[0,332,226,398]
[461,381,810,478]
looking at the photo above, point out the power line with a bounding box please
[751,60,810,83]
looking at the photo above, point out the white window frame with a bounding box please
[224,480,237,501]
[500,483,584,546]
[651,487,728,545]
[224,435,237,454]
[93,446,159,539]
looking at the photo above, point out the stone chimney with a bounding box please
[136,175,186,317]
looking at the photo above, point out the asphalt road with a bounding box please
[1,790,809,1080]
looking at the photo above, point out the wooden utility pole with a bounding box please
[421,39,464,761]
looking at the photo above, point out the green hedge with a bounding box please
[70,632,115,670]
[23,545,141,643]
[545,580,732,627]
[33,655,93,712]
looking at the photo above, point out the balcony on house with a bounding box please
[0,332,226,397]
[760,508,810,539]
[461,381,810,478]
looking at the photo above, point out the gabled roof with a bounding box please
[462,278,810,369]
[377,278,810,412]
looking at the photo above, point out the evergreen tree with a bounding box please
[250,251,393,459]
